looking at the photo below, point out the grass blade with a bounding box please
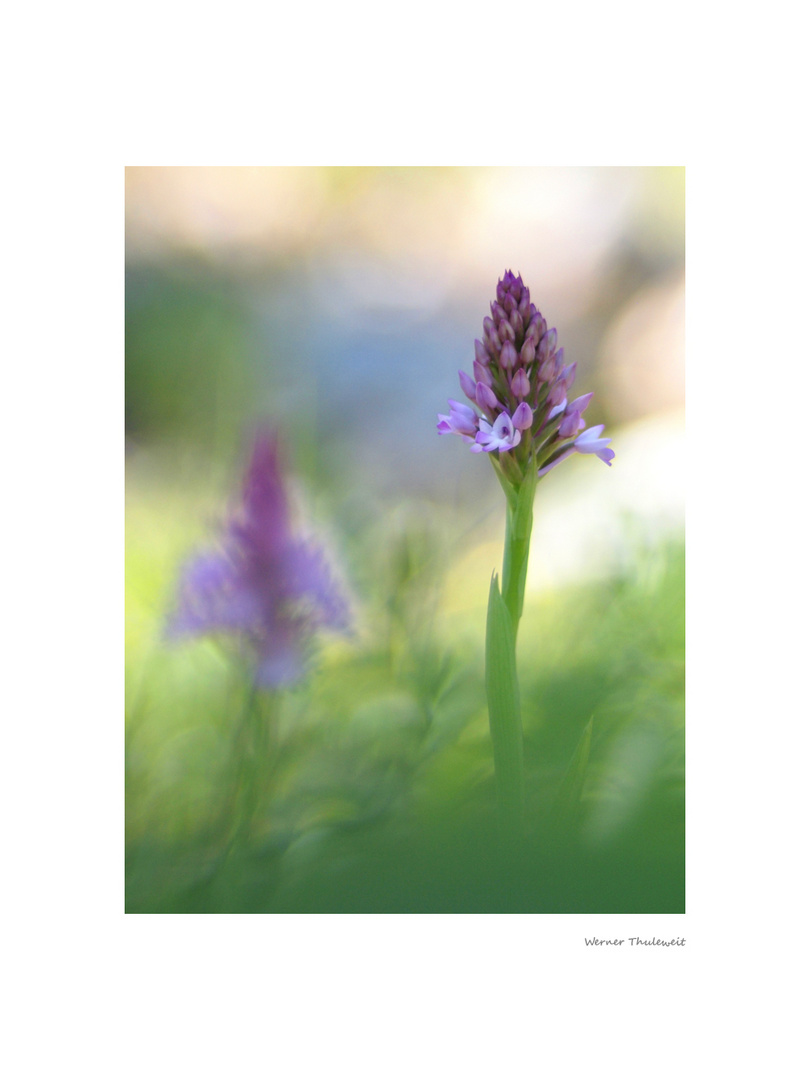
[550,717,594,828]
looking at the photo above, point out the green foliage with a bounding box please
[550,717,593,830]
[126,454,684,912]
[125,264,260,449]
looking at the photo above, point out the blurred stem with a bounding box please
[228,684,280,848]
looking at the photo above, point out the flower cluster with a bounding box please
[437,270,614,481]
[167,429,350,686]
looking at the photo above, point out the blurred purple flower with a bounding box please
[438,270,614,481]
[167,429,351,686]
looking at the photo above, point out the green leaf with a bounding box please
[551,718,594,826]
[485,573,524,833]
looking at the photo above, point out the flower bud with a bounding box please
[458,369,477,402]
[512,401,533,430]
[568,392,593,415]
[500,340,518,370]
[558,409,582,438]
[538,353,558,382]
[520,339,536,366]
[548,378,567,407]
[499,319,516,343]
[476,380,499,412]
[511,367,530,398]
[525,318,542,348]
[473,359,492,386]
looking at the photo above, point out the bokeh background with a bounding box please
[126,166,684,913]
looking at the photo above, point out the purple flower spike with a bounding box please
[437,271,614,479]
[167,429,351,687]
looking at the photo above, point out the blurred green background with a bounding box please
[126,166,685,913]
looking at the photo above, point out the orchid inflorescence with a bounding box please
[437,270,613,483]
[167,429,350,687]
[437,272,615,835]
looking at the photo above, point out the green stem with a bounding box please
[501,463,537,641]
[485,575,524,838]
[484,457,538,840]
[227,685,279,849]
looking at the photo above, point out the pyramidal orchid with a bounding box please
[167,428,351,688]
[438,270,614,481]
[437,271,614,836]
